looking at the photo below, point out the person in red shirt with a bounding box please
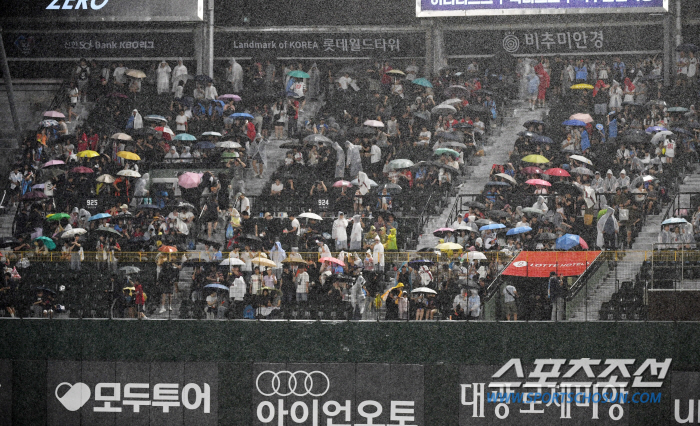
[245,120,257,141]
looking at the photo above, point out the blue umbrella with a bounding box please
[661,217,688,225]
[506,226,532,236]
[230,113,254,120]
[645,126,667,134]
[411,78,433,88]
[562,119,586,127]
[204,283,229,291]
[479,223,506,231]
[532,135,553,144]
[195,141,216,150]
[485,181,510,187]
[88,213,112,222]
[555,234,589,250]
[174,133,197,141]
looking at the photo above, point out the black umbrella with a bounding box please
[552,181,582,195]
[136,204,162,210]
[455,122,473,130]
[523,120,545,128]
[194,74,214,83]
[0,237,20,248]
[429,161,460,174]
[407,259,435,268]
[237,234,263,247]
[532,135,553,144]
[34,287,57,295]
[280,141,305,149]
[436,131,464,142]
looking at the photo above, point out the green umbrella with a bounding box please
[221,152,240,158]
[287,70,310,79]
[433,148,460,158]
[34,236,56,250]
[47,213,70,221]
[597,209,609,220]
[388,159,414,170]
[174,133,197,141]
[412,78,433,88]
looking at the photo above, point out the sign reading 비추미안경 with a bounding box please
[418,0,668,17]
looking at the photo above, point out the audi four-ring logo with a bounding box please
[256,371,330,397]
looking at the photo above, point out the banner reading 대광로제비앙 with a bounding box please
[501,251,601,278]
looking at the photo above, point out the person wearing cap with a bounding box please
[617,169,630,189]
[591,171,604,192]
[602,169,618,193]
[332,211,353,251]
[372,236,385,273]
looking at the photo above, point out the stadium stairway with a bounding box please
[416,101,544,249]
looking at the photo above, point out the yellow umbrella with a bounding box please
[387,69,405,75]
[251,257,277,268]
[570,83,594,90]
[435,242,463,251]
[77,150,99,158]
[521,154,550,164]
[117,151,141,161]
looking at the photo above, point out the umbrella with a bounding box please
[287,70,310,78]
[218,94,242,101]
[119,266,141,274]
[220,258,246,266]
[70,166,93,174]
[21,191,47,200]
[34,236,56,250]
[88,213,111,222]
[252,257,277,268]
[221,152,239,159]
[43,110,65,118]
[216,141,242,149]
[521,155,549,164]
[667,107,688,113]
[178,172,203,189]
[387,69,405,75]
[34,287,57,295]
[462,252,487,261]
[282,254,307,265]
[570,83,594,90]
[320,256,345,267]
[47,213,70,221]
[280,141,304,149]
[350,177,378,187]
[520,166,544,175]
[158,245,178,253]
[304,134,333,144]
[432,227,455,237]
[532,135,554,144]
[507,226,532,236]
[41,169,65,180]
[597,209,609,220]
[544,168,570,177]
[413,111,430,121]
[444,85,469,96]
[195,141,216,150]
[62,228,87,239]
[363,119,384,128]
[125,69,146,79]
[377,183,402,193]
[562,119,587,127]
[555,234,589,250]
[117,151,141,161]
[676,43,699,52]
[571,167,594,176]
[495,173,517,184]
[116,170,140,178]
[443,97,463,105]
[434,148,460,157]
[431,104,457,115]
[411,287,437,294]
[522,207,544,215]
[111,132,133,141]
[436,132,464,142]
[569,113,594,123]
[439,141,468,149]
[229,113,255,120]
[202,131,222,137]
[662,217,689,225]
[435,242,463,251]
[455,122,474,129]
[569,155,593,165]
[174,133,197,141]
[40,119,59,128]
[479,223,506,231]
[412,78,433,88]
[0,238,20,248]
[298,212,324,221]
[537,232,558,241]
[523,120,545,128]
[155,126,175,137]
[42,159,65,168]
[203,283,230,292]
[643,175,656,182]
[93,227,123,237]
[32,184,45,190]
[485,181,510,187]
[651,131,673,144]
[645,126,667,134]
[518,131,536,138]
[388,159,414,170]
[348,127,376,136]
[455,222,480,233]
[332,180,353,188]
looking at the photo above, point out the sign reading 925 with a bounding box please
[417,0,668,17]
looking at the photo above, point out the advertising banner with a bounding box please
[1,0,203,22]
[445,25,664,57]
[502,251,601,277]
[418,0,668,17]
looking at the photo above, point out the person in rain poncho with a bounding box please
[617,169,630,189]
[658,224,673,250]
[591,171,604,192]
[345,140,363,180]
[372,236,385,272]
[349,214,363,251]
[331,141,346,179]
[164,146,180,163]
[317,239,332,259]
[270,241,285,278]
[248,134,268,179]
[228,58,244,92]
[384,228,397,251]
[127,109,143,130]
[601,169,618,193]
[307,63,321,99]
[171,58,188,92]
[597,206,618,250]
[532,195,549,213]
[180,146,193,163]
[527,72,540,111]
[156,61,171,95]
[350,272,366,320]
[332,212,353,251]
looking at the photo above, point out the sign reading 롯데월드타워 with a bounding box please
[417,0,668,17]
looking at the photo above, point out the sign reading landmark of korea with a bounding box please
[502,251,601,277]
[417,0,668,17]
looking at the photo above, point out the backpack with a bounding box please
[225,223,234,239]
[243,305,255,319]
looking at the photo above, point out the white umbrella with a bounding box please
[96,174,115,184]
[298,212,323,221]
[443,98,463,105]
[363,119,384,128]
[651,130,673,145]
[62,228,87,239]
[411,287,437,294]
[462,251,487,261]
[455,222,479,233]
[495,173,517,185]
[216,141,242,149]
[569,155,593,165]
[642,175,655,182]
[431,104,457,115]
[220,258,246,266]
[202,131,222,137]
[117,170,141,178]
[111,133,133,141]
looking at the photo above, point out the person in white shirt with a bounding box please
[204,81,218,101]
[295,264,309,302]
[235,193,250,216]
[270,178,283,196]
[113,62,128,86]
[317,240,332,259]
[332,211,353,251]
[372,236,385,272]
[337,73,352,91]
[417,126,431,145]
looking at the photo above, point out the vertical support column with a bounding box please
[0,26,22,147]
[432,25,446,76]
[207,0,214,78]
[194,26,204,75]
[424,22,434,78]
[663,13,671,87]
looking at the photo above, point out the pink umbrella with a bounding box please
[569,113,593,123]
[333,180,353,188]
[525,179,551,187]
[43,110,65,118]
[543,168,570,177]
[71,166,94,174]
[42,160,65,168]
[320,257,345,267]
[178,172,203,189]
[432,227,455,237]
[218,94,242,101]
[579,237,589,250]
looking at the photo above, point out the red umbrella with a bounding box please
[543,168,570,177]
[520,166,544,175]
[158,245,178,253]
[155,126,174,141]
[320,257,345,267]
[525,179,551,187]
[178,172,203,189]
[333,180,353,188]
[579,237,589,250]
[71,166,94,174]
